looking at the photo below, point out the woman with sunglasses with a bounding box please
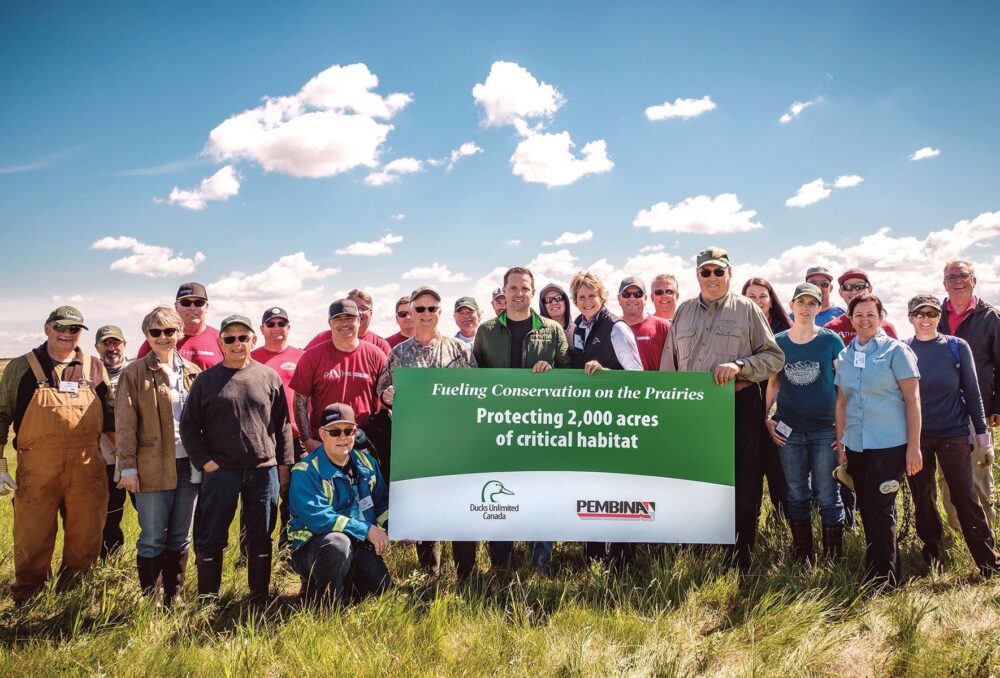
[903,294,1000,575]
[539,282,572,337]
[835,293,921,587]
[115,306,202,605]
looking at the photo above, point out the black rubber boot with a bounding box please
[247,552,272,601]
[822,524,844,562]
[790,520,814,565]
[137,554,163,596]
[197,555,224,596]
[162,549,189,606]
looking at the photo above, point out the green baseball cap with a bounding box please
[907,294,942,315]
[46,305,88,329]
[454,296,480,312]
[95,325,125,344]
[220,314,254,333]
[696,246,730,269]
[792,282,823,304]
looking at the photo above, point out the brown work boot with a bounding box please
[789,520,814,565]
[822,524,844,562]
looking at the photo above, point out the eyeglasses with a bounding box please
[945,273,973,282]
[543,294,565,304]
[265,320,288,328]
[355,306,372,315]
[841,282,869,292]
[620,290,645,299]
[396,311,410,318]
[147,328,178,338]
[178,299,207,308]
[222,334,252,344]
[652,289,677,297]
[699,268,727,278]
[101,339,124,347]
[911,310,941,319]
[323,426,356,437]
[413,306,439,314]
[52,324,82,334]
[807,280,832,288]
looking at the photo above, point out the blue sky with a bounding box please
[2,2,999,353]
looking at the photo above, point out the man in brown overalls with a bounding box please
[0,305,115,603]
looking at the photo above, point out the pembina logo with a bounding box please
[576,499,655,521]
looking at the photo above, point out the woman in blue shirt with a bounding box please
[835,294,922,587]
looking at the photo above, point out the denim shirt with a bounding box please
[835,331,920,451]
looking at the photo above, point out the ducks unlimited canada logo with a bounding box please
[470,480,519,520]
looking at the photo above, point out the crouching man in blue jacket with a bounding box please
[287,403,391,604]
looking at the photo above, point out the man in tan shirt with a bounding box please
[660,247,784,571]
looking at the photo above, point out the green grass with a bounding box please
[2,450,1000,676]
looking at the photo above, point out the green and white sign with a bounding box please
[390,368,734,543]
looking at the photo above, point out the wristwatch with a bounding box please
[734,359,746,370]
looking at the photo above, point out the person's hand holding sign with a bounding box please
[583,360,603,376]
[381,385,395,406]
[713,362,740,386]
[367,525,389,556]
[531,361,552,373]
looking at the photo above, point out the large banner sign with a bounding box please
[389,368,734,543]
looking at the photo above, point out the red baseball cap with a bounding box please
[837,268,870,286]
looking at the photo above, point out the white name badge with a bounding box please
[59,381,79,394]
[776,421,793,437]
[358,495,374,512]
[853,352,866,369]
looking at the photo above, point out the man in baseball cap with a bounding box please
[617,276,669,371]
[491,287,506,317]
[824,268,898,345]
[94,324,133,559]
[136,281,221,370]
[454,296,481,345]
[802,266,845,326]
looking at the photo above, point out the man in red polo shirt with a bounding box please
[136,282,221,370]
[823,268,897,344]
[304,289,391,356]
[617,276,669,371]
[385,296,414,349]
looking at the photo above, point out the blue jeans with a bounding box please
[291,532,391,603]
[778,428,844,526]
[134,459,199,557]
[194,466,278,560]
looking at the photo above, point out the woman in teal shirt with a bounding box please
[835,294,922,587]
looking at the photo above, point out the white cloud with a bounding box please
[506,239,521,246]
[834,174,864,189]
[510,132,613,187]
[205,63,410,179]
[91,236,206,277]
[785,179,832,207]
[543,230,594,246]
[401,263,469,283]
[640,244,665,254]
[472,61,565,128]
[390,213,405,220]
[364,157,423,186]
[779,96,824,124]
[633,194,763,233]
[645,96,716,121]
[910,147,941,161]
[527,249,581,278]
[209,252,340,303]
[165,165,240,210]
[335,233,403,256]
[444,142,483,171]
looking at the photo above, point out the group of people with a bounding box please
[0,248,997,607]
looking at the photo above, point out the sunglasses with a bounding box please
[841,282,870,292]
[52,324,82,334]
[945,273,973,282]
[699,268,727,278]
[323,426,356,437]
[807,280,832,288]
[148,328,178,338]
[396,310,410,318]
[543,294,565,304]
[413,306,439,314]
[178,299,207,308]
[265,320,288,328]
[911,310,941,319]
[222,334,252,345]
[355,306,372,314]
[652,289,677,297]
[620,290,645,299]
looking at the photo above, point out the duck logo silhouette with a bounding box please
[481,480,515,502]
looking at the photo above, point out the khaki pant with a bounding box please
[939,425,995,531]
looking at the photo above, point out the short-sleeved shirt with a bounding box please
[136,327,222,370]
[305,330,390,356]
[774,328,844,432]
[289,341,386,434]
[386,332,409,349]
[252,345,305,437]
[823,315,897,345]
[835,331,920,451]
[628,315,670,371]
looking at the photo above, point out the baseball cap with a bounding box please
[176,282,208,300]
[696,246,730,269]
[908,294,942,315]
[837,268,870,286]
[320,403,357,429]
[219,314,254,333]
[792,282,823,304]
[328,299,360,319]
[261,307,289,324]
[46,305,88,329]
[805,266,833,282]
[410,286,442,302]
[618,276,646,294]
[454,296,480,312]
[95,325,125,344]
[492,287,505,300]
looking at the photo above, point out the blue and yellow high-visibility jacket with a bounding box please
[287,446,389,550]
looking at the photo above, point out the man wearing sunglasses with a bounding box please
[386,296,415,349]
[305,289,391,357]
[136,282,222,370]
[453,296,481,345]
[180,314,294,600]
[251,307,305,549]
[937,259,1000,529]
[376,286,477,579]
[660,247,784,572]
[801,266,845,326]
[617,276,670,372]
[823,269,897,345]
[651,274,680,322]
[0,305,115,603]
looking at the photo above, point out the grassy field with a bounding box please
[1,446,999,677]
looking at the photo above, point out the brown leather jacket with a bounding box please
[114,352,200,492]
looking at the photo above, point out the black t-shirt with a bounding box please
[507,317,532,369]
